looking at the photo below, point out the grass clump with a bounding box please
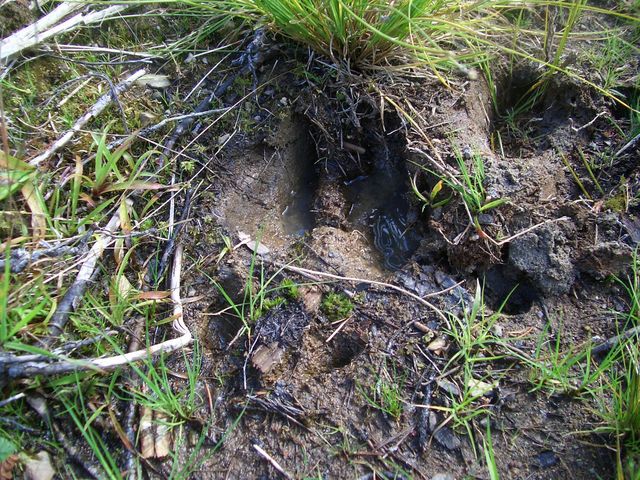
[413,149,505,235]
[321,292,354,321]
[358,363,406,420]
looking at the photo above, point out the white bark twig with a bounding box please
[29,68,147,167]
[0,3,128,62]
[253,444,294,480]
[5,244,192,378]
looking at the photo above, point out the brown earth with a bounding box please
[163,51,638,479]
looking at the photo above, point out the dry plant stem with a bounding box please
[6,244,191,378]
[0,3,83,60]
[615,131,640,158]
[0,244,81,273]
[47,207,124,339]
[29,68,146,167]
[0,330,117,367]
[489,216,571,246]
[0,392,25,408]
[252,444,294,480]
[0,3,128,62]
[27,395,104,479]
[125,317,145,480]
[153,188,193,285]
[157,28,268,166]
[157,65,251,166]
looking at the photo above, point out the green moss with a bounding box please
[605,192,627,213]
[279,278,300,300]
[321,292,354,321]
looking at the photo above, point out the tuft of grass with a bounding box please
[483,423,500,480]
[206,242,294,341]
[59,378,123,479]
[437,282,506,452]
[358,362,405,420]
[414,149,505,235]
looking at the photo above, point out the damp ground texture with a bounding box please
[1,1,640,480]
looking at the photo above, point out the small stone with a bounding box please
[535,450,558,468]
[431,474,455,480]
[24,451,55,480]
[434,426,461,451]
[492,324,503,337]
[437,379,461,397]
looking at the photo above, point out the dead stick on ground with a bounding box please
[615,131,640,159]
[6,244,191,378]
[29,68,146,167]
[125,317,145,480]
[0,3,128,62]
[47,205,126,339]
[279,263,449,325]
[591,325,640,356]
[252,444,294,480]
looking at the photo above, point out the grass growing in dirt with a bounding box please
[1,0,640,478]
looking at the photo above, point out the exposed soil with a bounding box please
[164,48,639,479]
[2,7,639,478]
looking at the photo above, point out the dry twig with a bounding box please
[29,68,146,167]
[0,3,128,62]
[4,243,192,378]
[252,444,294,480]
[47,207,125,339]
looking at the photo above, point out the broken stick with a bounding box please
[29,68,146,167]
[6,243,191,378]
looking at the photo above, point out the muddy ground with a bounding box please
[2,6,639,479]
[157,45,639,479]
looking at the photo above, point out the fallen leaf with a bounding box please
[0,455,18,480]
[467,378,495,398]
[237,231,270,255]
[137,290,171,300]
[102,181,168,194]
[426,336,448,355]
[110,275,133,305]
[136,74,171,89]
[21,181,47,242]
[437,379,461,397]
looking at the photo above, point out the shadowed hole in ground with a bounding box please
[483,264,540,315]
[327,331,367,369]
[490,65,594,155]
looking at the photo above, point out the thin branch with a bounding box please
[47,206,125,339]
[253,444,294,480]
[29,68,146,167]
[591,325,640,356]
[277,263,450,324]
[615,131,640,159]
[5,244,191,378]
[0,3,128,62]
